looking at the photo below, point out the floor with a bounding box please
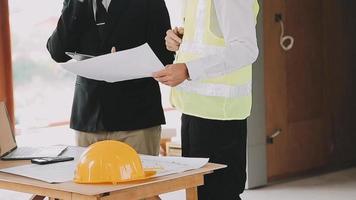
[1,127,356,200]
[162,167,356,200]
[241,167,356,200]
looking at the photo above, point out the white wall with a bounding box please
[161,0,185,143]
[246,0,267,189]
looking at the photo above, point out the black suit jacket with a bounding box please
[47,0,175,132]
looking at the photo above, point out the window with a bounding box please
[10,0,75,129]
[9,0,183,133]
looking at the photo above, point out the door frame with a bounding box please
[246,0,268,189]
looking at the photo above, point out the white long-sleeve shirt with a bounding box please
[77,0,111,16]
[92,0,111,20]
[185,0,259,81]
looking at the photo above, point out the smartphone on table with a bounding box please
[31,156,74,165]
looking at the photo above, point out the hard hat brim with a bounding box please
[74,170,156,184]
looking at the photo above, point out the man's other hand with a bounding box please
[111,47,116,53]
[152,63,189,87]
[165,27,184,52]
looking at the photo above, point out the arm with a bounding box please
[47,0,90,63]
[186,0,259,80]
[153,0,258,86]
[147,0,175,66]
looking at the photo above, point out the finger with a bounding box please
[165,64,174,69]
[169,34,182,44]
[154,76,172,84]
[178,27,184,35]
[152,70,169,78]
[155,76,172,83]
[166,45,174,51]
[165,41,179,51]
[166,45,173,51]
[160,82,170,87]
[160,80,173,87]
[167,46,178,52]
[166,40,180,48]
[173,27,179,34]
[167,30,182,43]
[167,45,178,52]
[165,36,180,49]
[111,47,116,53]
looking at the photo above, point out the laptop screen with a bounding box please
[0,102,17,157]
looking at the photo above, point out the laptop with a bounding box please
[0,102,67,160]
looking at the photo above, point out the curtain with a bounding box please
[0,0,14,130]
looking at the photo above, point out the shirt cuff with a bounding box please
[185,59,206,81]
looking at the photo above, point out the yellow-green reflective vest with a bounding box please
[171,0,259,120]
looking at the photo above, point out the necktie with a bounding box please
[96,0,107,40]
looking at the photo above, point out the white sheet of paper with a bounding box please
[0,147,86,183]
[3,145,68,159]
[60,43,164,83]
[0,147,209,184]
[141,155,209,177]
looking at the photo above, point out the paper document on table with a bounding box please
[0,146,86,183]
[0,147,209,183]
[60,43,163,82]
[141,155,209,177]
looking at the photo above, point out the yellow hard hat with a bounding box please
[74,140,155,184]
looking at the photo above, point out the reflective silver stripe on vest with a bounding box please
[176,81,252,98]
[194,0,207,43]
[180,42,225,56]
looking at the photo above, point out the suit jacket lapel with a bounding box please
[101,0,131,47]
[87,0,95,26]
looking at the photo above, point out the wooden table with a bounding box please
[0,160,225,200]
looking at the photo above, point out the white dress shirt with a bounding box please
[185,0,259,81]
[93,0,111,21]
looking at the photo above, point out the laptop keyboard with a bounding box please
[5,146,67,159]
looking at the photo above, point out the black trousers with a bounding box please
[181,114,247,200]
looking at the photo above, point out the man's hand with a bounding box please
[165,27,184,52]
[152,63,189,87]
[111,47,116,53]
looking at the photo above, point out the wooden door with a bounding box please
[264,0,331,180]
[264,0,356,180]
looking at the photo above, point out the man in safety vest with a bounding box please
[153,0,259,199]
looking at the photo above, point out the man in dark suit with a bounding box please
[47,0,174,156]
